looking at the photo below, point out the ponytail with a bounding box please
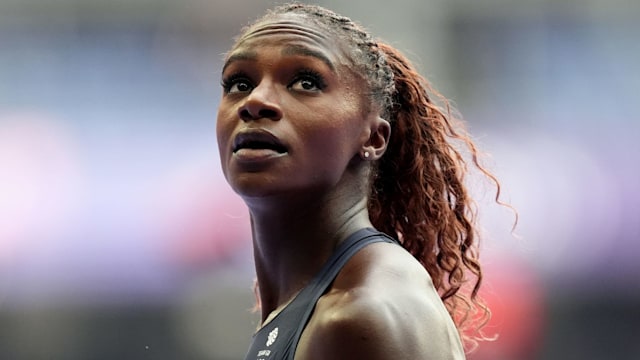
[369,42,497,351]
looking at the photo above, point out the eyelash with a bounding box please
[220,69,327,94]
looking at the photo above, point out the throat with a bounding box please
[248,194,373,323]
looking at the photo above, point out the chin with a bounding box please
[231,179,333,207]
[228,176,286,200]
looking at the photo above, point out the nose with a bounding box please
[238,81,283,122]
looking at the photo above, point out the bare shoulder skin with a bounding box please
[296,242,465,360]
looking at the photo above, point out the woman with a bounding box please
[217,3,503,359]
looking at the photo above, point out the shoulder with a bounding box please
[296,241,465,360]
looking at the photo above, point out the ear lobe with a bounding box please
[362,116,391,160]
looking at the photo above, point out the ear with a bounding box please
[361,116,391,161]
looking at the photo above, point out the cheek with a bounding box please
[329,104,366,148]
[305,114,362,162]
[215,106,235,175]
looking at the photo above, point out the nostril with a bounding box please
[259,108,279,119]
[239,103,282,122]
[239,108,252,121]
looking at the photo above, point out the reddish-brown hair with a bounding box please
[369,42,502,351]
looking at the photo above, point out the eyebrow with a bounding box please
[222,44,336,74]
[222,50,258,73]
[280,44,335,71]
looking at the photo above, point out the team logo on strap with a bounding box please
[266,327,279,347]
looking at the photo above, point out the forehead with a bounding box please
[226,13,352,69]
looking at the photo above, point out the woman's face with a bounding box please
[216,14,373,199]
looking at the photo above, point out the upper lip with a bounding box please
[232,128,288,153]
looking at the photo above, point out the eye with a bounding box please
[229,80,252,93]
[292,77,318,91]
[221,73,254,94]
[289,70,326,92]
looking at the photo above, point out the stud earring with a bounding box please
[363,151,370,159]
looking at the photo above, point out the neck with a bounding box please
[246,188,371,322]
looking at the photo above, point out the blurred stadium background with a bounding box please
[0,0,638,359]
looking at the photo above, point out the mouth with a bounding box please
[232,129,288,154]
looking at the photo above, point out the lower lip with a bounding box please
[233,148,288,162]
